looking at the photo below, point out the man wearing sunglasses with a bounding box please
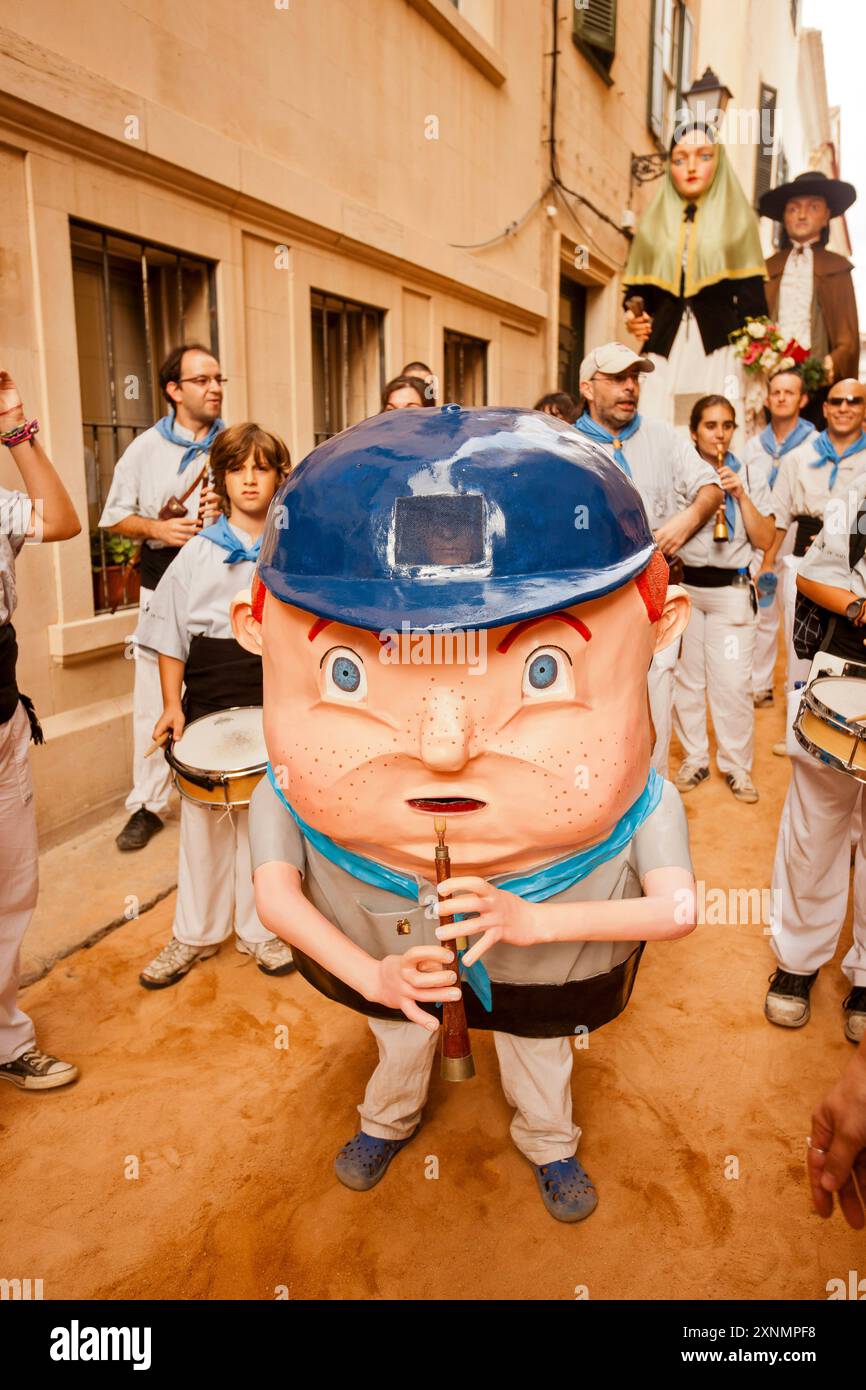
[768,380,866,699]
[99,344,225,851]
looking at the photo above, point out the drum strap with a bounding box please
[182,635,263,725]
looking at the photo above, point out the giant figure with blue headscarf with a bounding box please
[234,405,698,1222]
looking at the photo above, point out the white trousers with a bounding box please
[673,583,757,778]
[358,1017,581,1166]
[648,641,678,776]
[781,556,811,694]
[0,703,38,1064]
[173,800,273,947]
[770,689,866,984]
[126,587,173,816]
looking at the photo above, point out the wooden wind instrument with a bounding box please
[433,816,475,1082]
[713,442,728,544]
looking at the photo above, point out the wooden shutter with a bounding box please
[754,84,777,208]
[648,0,666,140]
[676,4,694,107]
[574,0,617,56]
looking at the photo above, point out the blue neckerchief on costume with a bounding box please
[573,412,642,479]
[155,409,225,472]
[716,452,741,541]
[808,429,866,491]
[759,418,815,488]
[199,514,262,565]
[266,764,665,1001]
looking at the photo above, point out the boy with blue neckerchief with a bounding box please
[136,423,294,990]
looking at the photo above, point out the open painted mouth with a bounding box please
[407,797,487,814]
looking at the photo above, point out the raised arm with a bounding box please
[0,370,80,542]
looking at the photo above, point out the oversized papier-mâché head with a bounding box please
[232,405,689,876]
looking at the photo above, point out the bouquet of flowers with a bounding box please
[729,317,827,394]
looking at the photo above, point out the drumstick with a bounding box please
[144,732,169,759]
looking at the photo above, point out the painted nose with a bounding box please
[418,687,473,772]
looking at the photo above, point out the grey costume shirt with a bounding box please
[249,774,693,1036]
[0,486,32,626]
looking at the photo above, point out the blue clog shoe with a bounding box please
[334,1130,416,1191]
[531,1157,598,1223]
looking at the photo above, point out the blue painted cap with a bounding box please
[258,405,656,632]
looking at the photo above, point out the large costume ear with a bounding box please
[230,588,263,656]
[654,584,690,655]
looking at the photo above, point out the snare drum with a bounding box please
[794,676,866,782]
[166,707,266,808]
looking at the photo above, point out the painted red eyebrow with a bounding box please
[308,618,331,642]
[496,612,591,653]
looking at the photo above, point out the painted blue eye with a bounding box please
[332,656,361,691]
[323,647,367,701]
[528,653,558,689]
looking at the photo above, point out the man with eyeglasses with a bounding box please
[100,344,225,851]
[767,380,866,700]
[575,343,723,774]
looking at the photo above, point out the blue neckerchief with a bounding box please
[809,429,866,491]
[759,418,815,488]
[715,452,741,541]
[574,412,642,478]
[155,409,225,473]
[199,514,262,565]
[265,764,665,1001]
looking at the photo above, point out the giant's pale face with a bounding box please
[260,583,656,877]
[670,130,718,200]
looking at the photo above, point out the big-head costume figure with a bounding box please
[759,170,859,421]
[234,405,697,1223]
[624,122,767,444]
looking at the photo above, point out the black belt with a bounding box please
[139,543,182,591]
[681,564,740,588]
[181,634,263,725]
[793,514,823,558]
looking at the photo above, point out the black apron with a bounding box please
[0,623,43,742]
[139,544,182,591]
[181,634,263,725]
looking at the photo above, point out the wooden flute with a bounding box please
[434,816,475,1082]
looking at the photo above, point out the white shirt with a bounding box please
[678,459,775,569]
[99,420,210,548]
[136,524,258,661]
[776,242,816,350]
[798,474,866,598]
[585,416,718,528]
[771,435,866,530]
[0,486,33,626]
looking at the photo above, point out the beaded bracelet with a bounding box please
[1,418,39,447]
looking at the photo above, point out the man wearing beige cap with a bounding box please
[575,343,722,773]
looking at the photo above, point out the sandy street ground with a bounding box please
[1,688,863,1302]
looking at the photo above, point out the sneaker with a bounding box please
[530,1156,599,1223]
[116,808,164,852]
[843,986,866,1044]
[139,938,219,989]
[236,938,295,976]
[0,1047,79,1091]
[753,690,775,708]
[674,764,709,793]
[764,968,818,1028]
[334,1130,416,1191]
[725,773,759,803]
[772,741,787,757]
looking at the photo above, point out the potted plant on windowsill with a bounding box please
[91,531,142,612]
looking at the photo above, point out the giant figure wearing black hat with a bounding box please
[760,170,859,411]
